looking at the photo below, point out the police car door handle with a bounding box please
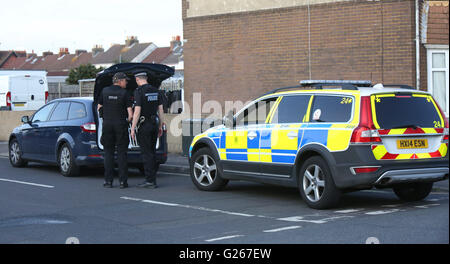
[248,131,258,140]
[287,131,298,139]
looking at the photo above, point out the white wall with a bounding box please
[185,0,351,18]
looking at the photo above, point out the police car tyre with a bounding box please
[393,182,433,202]
[298,156,342,209]
[9,138,27,167]
[58,143,80,177]
[190,148,228,191]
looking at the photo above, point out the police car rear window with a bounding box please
[310,95,353,123]
[372,94,444,129]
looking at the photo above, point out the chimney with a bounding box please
[43,51,54,56]
[75,49,87,56]
[59,47,69,57]
[170,35,182,51]
[125,36,139,47]
[27,52,37,59]
[92,45,104,56]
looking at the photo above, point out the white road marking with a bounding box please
[334,209,363,214]
[0,178,54,188]
[142,199,180,207]
[205,235,244,242]
[365,209,400,215]
[320,216,355,221]
[45,220,70,224]
[263,226,301,233]
[121,196,255,217]
[414,204,440,209]
[277,216,327,224]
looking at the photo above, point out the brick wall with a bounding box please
[420,0,449,92]
[183,0,417,112]
[427,1,449,44]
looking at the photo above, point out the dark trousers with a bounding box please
[137,121,158,183]
[102,122,129,183]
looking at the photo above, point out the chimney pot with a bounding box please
[125,36,139,46]
[75,49,87,56]
[92,45,104,55]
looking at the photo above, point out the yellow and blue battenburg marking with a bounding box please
[198,122,354,164]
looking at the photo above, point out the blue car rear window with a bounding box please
[68,102,87,119]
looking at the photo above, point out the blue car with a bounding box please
[8,63,173,176]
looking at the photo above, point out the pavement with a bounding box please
[0,141,448,192]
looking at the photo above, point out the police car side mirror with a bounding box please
[224,111,235,129]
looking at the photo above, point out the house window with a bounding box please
[427,48,449,116]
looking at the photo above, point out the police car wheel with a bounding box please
[190,148,228,191]
[58,143,80,177]
[393,182,433,202]
[298,156,342,209]
[9,139,27,167]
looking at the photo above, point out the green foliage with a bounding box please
[66,64,104,84]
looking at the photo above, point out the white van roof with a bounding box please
[0,70,47,77]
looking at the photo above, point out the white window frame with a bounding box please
[426,45,449,117]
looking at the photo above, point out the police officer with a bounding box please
[98,72,133,189]
[131,72,163,188]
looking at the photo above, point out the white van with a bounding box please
[0,72,49,111]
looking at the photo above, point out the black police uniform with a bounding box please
[134,83,161,185]
[99,85,132,185]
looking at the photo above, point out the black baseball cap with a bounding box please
[112,72,130,82]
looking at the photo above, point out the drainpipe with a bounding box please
[415,0,420,90]
[307,0,312,80]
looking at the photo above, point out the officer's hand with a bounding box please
[158,127,163,138]
[131,129,136,141]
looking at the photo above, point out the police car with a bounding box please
[188,80,449,209]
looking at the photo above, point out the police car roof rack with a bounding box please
[300,80,372,90]
[381,84,415,90]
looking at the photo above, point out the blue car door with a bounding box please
[42,102,70,161]
[25,102,56,160]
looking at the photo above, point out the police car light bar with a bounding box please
[300,80,372,86]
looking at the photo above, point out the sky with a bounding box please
[0,0,183,55]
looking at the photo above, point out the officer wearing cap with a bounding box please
[98,72,133,189]
[131,72,164,188]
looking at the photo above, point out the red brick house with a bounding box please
[182,0,449,115]
[420,0,449,115]
[0,50,28,69]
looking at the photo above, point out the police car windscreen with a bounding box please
[372,94,443,129]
